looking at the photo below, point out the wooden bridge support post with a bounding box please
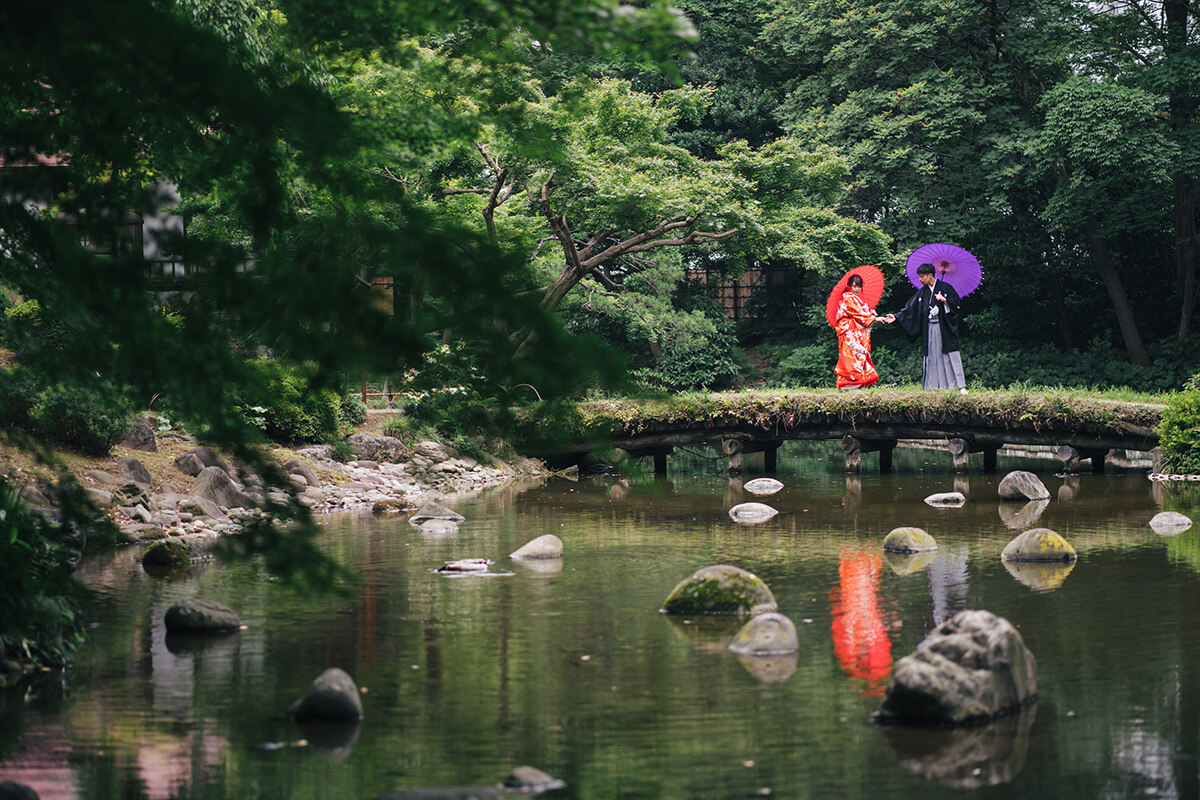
[722,439,744,475]
[842,434,861,474]
[842,436,897,474]
[948,439,971,474]
[626,446,674,476]
[949,439,1001,474]
[1056,446,1109,474]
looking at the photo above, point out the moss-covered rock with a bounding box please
[1001,528,1077,563]
[164,599,242,633]
[883,527,938,553]
[660,564,777,616]
[141,540,191,568]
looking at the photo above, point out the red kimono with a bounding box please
[834,292,880,389]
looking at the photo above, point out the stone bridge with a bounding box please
[533,391,1163,475]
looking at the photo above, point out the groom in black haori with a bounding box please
[885,263,968,393]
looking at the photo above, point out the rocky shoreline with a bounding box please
[84,431,548,546]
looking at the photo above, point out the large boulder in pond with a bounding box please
[660,564,777,616]
[1001,528,1077,563]
[191,466,252,509]
[728,612,799,656]
[997,471,1049,501]
[142,540,191,569]
[876,609,1037,727]
[509,534,563,559]
[164,599,242,633]
[286,667,363,723]
[409,501,465,525]
[883,527,938,554]
[348,433,413,463]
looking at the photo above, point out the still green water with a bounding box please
[3,443,1200,800]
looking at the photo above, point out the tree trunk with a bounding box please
[1173,172,1198,339]
[540,263,586,312]
[1085,218,1151,366]
[1166,1,1199,340]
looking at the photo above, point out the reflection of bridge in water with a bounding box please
[541,391,1162,476]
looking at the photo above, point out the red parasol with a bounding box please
[826,264,885,328]
[905,242,983,297]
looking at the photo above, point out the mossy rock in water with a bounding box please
[883,527,938,554]
[142,540,191,568]
[728,612,799,655]
[660,564,777,616]
[1001,528,1077,563]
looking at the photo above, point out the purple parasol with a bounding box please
[905,243,982,297]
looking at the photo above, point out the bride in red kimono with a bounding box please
[834,274,889,389]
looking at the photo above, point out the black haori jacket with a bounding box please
[893,279,961,355]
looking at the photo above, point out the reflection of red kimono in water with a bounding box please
[834,292,880,389]
[830,550,892,695]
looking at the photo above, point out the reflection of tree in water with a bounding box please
[829,549,892,696]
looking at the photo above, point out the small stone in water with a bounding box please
[438,558,492,572]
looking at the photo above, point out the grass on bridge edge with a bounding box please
[513,386,1168,447]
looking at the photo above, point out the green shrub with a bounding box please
[1157,376,1200,473]
[340,394,367,427]
[2,298,69,357]
[30,382,132,456]
[0,366,44,429]
[240,359,341,444]
[330,440,356,463]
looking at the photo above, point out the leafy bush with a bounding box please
[0,365,44,429]
[240,359,341,444]
[29,382,133,456]
[2,298,68,357]
[1157,374,1200,473]
[340,394,368,427]
[330,440,356,463]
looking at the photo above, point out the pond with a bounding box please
[3,442,1200,800]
